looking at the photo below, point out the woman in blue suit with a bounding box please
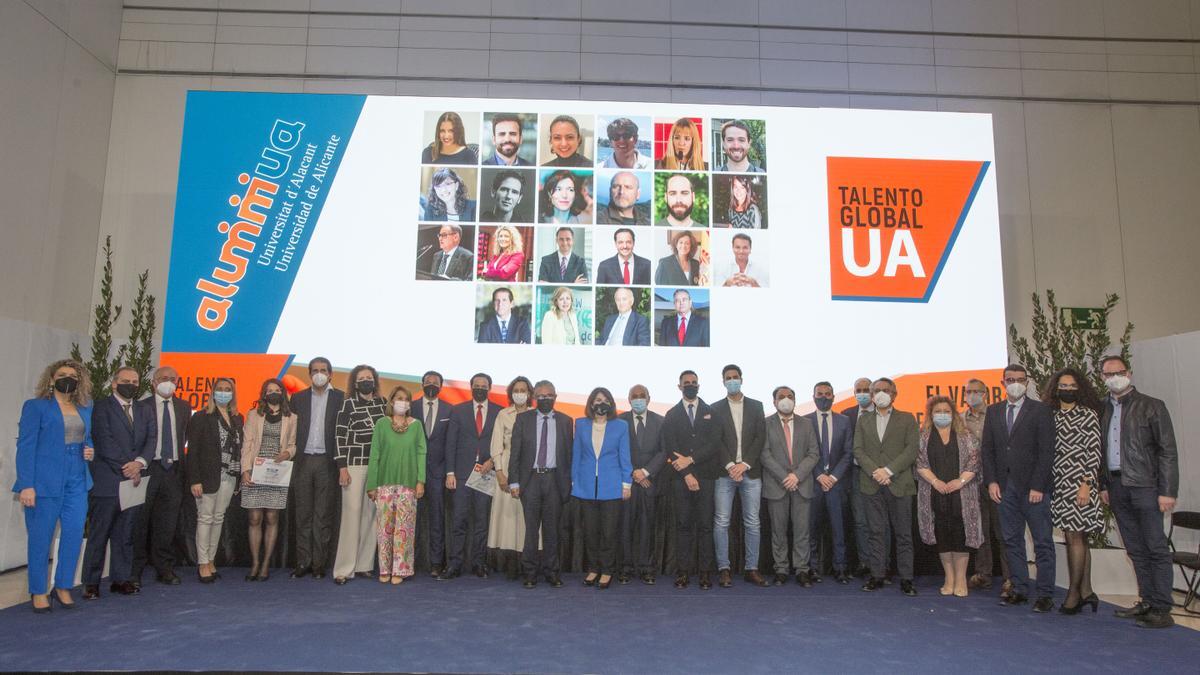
[572,387,632,589]
[14,359,95,613]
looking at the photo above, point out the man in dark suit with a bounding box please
[658,288,709,347]
[537,227,588,284]
[618,383,665,584]
[481,113,533,166]
[981,364,1057,613]
[596,228,651,284]
[414,370,455,577]
[82,367,157,599]
[428,224,473,280]
[477,287,531,344]
[131,366,192,587]
[661,370,720,589]
[508,380,574,588]
[841,376,882,578]
[440,373,502,580]
[805,381,854,583]
[599,287,650,346]
[710,364,768,588]
[853,377,920,597]
[289,357,345,580]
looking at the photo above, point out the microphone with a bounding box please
[416,244,435,260]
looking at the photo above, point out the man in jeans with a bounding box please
[710,364,768,587]
[1098,355,1179,629]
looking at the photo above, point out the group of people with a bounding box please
[12,356,1180,628]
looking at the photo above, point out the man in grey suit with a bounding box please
[618,383,666,584]
[854,377,920,596]
[760,385,820,586]
[429,224,473,280]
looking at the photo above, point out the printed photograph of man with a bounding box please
[539,114,593,167]
[537,226,590,284]
[536,286,593,346]
[713,174,767,229]
[655,173,708,227]
[597,116,653,169]
[654,229,710,287]
[655,117,707,170]
[595,287,651,347]
[596,227,650,285]
[416,223,475,281]
[655,288,710,347]
[538,169,594,225]
[713,119,766,172]
[480,168,535,223]
[476,285,532,344]
[482,112,536,166]
[421,111,480,165]
[595,170,652,225]
[713,231,769,288]
[419,166,478,222]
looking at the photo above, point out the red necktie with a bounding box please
[677,316,687,345]
[622,260,630,285]
[475,404,483,435]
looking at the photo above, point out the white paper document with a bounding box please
[250,458,294,487]
[119,477,149,511]
[465,469,496,496]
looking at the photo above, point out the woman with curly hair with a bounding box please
[480,225,526,282]
[422,168,477,221]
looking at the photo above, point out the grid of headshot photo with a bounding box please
[415,110,770,347]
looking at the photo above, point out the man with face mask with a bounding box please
[760,386,819,586]
[617,384,665,584]
[1097,355,1179,629]
[440,373,502,580]
[853,377,920,596]
[710,364,768,587]
[980,364,1057,613]
[289,357,345,580]
[661,370,721,589]
[840,377,882,579]
[508,380,574,588]
[804,381,855,584]
[414,370,454,578]
[962,378,1011,596]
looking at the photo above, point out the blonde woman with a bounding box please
[539,286,585,345]
[367,385,427,585]
[480,225,526,282]
[656,118,707,170]
[186,377,243,583]
[15,359,95,612]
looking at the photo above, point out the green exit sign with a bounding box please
[1062,307,1104,330]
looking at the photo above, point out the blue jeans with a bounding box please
[714,476,761,571]
[999,482,1056,599]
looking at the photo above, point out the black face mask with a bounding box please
[814,397,833,412]
[472,387,490,403]
[1058,390,1078,404]
[681,384,699,400]
[265,392,284,406]
[356,380,375,395]
[536,397,556,414]
[592,402,611,417]
[115,383,139,400]
[423,384,441,399]
[54,377,79,394]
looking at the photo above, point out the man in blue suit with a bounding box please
[657,289,709,347]
[414,370,455,577]
[804,381,854,584]
[599,288,650,346]
[477,287,531,344]
[439,373,502,580]
[596,228,651,284]
[82,367,157,599]
[981,364,1057,613]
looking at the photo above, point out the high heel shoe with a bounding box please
[583,574,598,587]
[1058,601,1082,615]
[52,590,77,609]
[30,595,51,614]
[1083,593,1099,613]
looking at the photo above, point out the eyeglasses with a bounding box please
[436,232,454,238]
[1102,369,1128,378]
[608,133,636,141]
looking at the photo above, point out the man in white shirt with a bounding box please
[710,365,769,587]
[290,357,345,579]
[716,233,768,287]
[600,117,652,169]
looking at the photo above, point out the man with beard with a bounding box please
[481,170,529,223]
[596,171,651,225]
[717,120,764,173]
[483,113,533,166]
[663,173,699,227]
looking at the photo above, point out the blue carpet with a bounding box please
[1,570,1197,673]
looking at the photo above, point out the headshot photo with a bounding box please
[416,223,475,281]
[418,166,478,222]
[654,287,710,347]
[476,284,533,344]
[477,224,533,283]
[479,168,536,223]
[595,227,651,286]
[712,230,769,288]
[538,169,594,225]
[712,174,768,229]
[539,113,594,167]
[596,115,653,170]
[654,117,708,171]
[481,112,537,166]
[712,118,766,172]
[536,226,591,285]
[594,169,652,226]
[535,285,594,346]
[654,229,710,287]
[654,172,709,227]
[594,286,651,347]
[420,110,480,165]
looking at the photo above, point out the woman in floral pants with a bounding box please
[367,385,427,584]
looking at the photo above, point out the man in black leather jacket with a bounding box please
[1098,355,1179,629]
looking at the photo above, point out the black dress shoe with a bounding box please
[522,576,537,589]
[861,577,882,592]
[83,585,100,600]
[641,573,657,585]
[1136,611,1175,629]
[1115,601,1151,618]
[1000,592,1029,606]
[900,579,917,597]
[811,572,823,583]
[882,575,894,586]
[130,580,142,591]
[1032,596,1053,613]
[157,573,181,585]
[773,573,788,586]
[674,574,689,589]
[354,571,375,579]
[245,574,259,582]
[473,565,489,579]
[198,572,216,584]
[312,569,326,580]
[436,568,461,581]
[798,571,814,588]
[547,575,564,588]
[835,571,850,585]
[618,573,631,585]
[290,566,311,579]
[699,572,713,590]
[430,566,445,579]
[111,581,138,595]
[718,569,733,588]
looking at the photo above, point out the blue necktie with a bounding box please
[687,403,695,426]
[821,413,830,468]
[500,320,508,342]
[1006,404,1015,435]
[161,399,174,469]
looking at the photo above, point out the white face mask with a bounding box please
[156,381,177,398]
[1105,374,1131,394]
[511,392,529,406]
[775,398,795,415]
[311,372,329,388]
[872,391,892,408]
[1006,382,1027,400]
[393,401,410,416]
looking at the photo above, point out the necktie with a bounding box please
[537,415,549,468]
[635,414,645,449]
[1006,404,1015,434]
[560,256,567,279]
[622,260,631,285]
[425,402,435,438]
[821,413,830,467]
[677,316,687,345]
[123,403,133,426]
[687,403,695,427]
[500,320,508,342]
[475,404,483,436]
[783,418,793,465]
[437,252,449,276]
[161,399,174,468]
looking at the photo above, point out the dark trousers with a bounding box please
[132,462,183,579]
[810,481,847,571]
[999,482,1056,598]
[973,483,1010,578]
[82,496,139,584]
[449,482,492,571]
[581,498,621,574]
[1109,480,1173,611]
[866,485,913,580]
[423,476,448,569]
[292,456,337,570]
[673,477,716,575]
[521,471,563,576]
[850,466,888,571]
[619,483,656,574]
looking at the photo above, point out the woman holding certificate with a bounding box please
[240,378,297,582]
[367,385,426,585]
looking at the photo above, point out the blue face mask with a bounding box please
[932,412,953,429]
[855,392,871,407]
[724,379,742,395]
[630,398,648,415]
[213,391,233,406]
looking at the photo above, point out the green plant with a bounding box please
[70,236,123,396]
[124,269,158,398]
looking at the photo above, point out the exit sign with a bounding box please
[1062,307,1104,330]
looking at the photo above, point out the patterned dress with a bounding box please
[1051,405,1104,533]
[241,416,288,510]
